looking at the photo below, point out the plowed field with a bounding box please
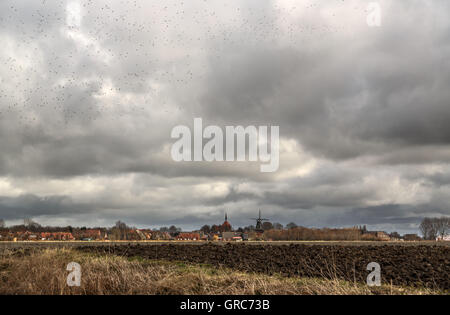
[79,243,450,290]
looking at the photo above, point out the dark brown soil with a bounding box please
[78,243,450,291]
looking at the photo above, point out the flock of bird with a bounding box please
[0,0,369,128]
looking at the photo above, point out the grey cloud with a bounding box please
[0,0,449,233]
[0,194,85,220]
[196,1,450,162]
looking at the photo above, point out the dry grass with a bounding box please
[0,248,441,295]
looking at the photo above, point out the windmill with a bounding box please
[251,210,269,232]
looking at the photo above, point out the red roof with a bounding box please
[176,233,200,240]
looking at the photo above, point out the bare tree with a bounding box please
[200,225,211,234]
[23,218,41,230]
[115,220,128,230]
[272,222,284,230]
[420,218,436,240]
[168,225,182,236]
[286,222,297,230]
[261,222,273,231]
[111,221,130,240]
[435,217,450,239]
[419,217,449,240]
[0,219,5,228]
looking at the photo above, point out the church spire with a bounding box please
[225,212,228,221]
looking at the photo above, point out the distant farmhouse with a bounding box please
[177,232,201,241]
[436,235,450,241]
[222,232,243,242]
[403,234,422,241]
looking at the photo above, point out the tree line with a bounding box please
[0,219,185,241]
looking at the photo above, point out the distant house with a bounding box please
[375,231,391,241]
[150,231,171,240]
[82,229,102,240]
[222,232,236,241]
[136,229,152,240]
[436,235,450,241]
[222,232,244,241]
[15,231,41,241]
[41,232,74,241]
[176,232,200,241]
[404,234,421,241]
[361,229,391,241]
[72,229,103,240]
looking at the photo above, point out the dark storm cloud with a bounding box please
[2,0,448,176]
[196,0,450,162]
[0,194,87,220]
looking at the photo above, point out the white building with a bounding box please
[436,235,450,241]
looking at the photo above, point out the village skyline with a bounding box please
[2,214,448,242]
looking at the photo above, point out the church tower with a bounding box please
[221,212,232,232]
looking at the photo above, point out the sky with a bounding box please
[0,0,449,234]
